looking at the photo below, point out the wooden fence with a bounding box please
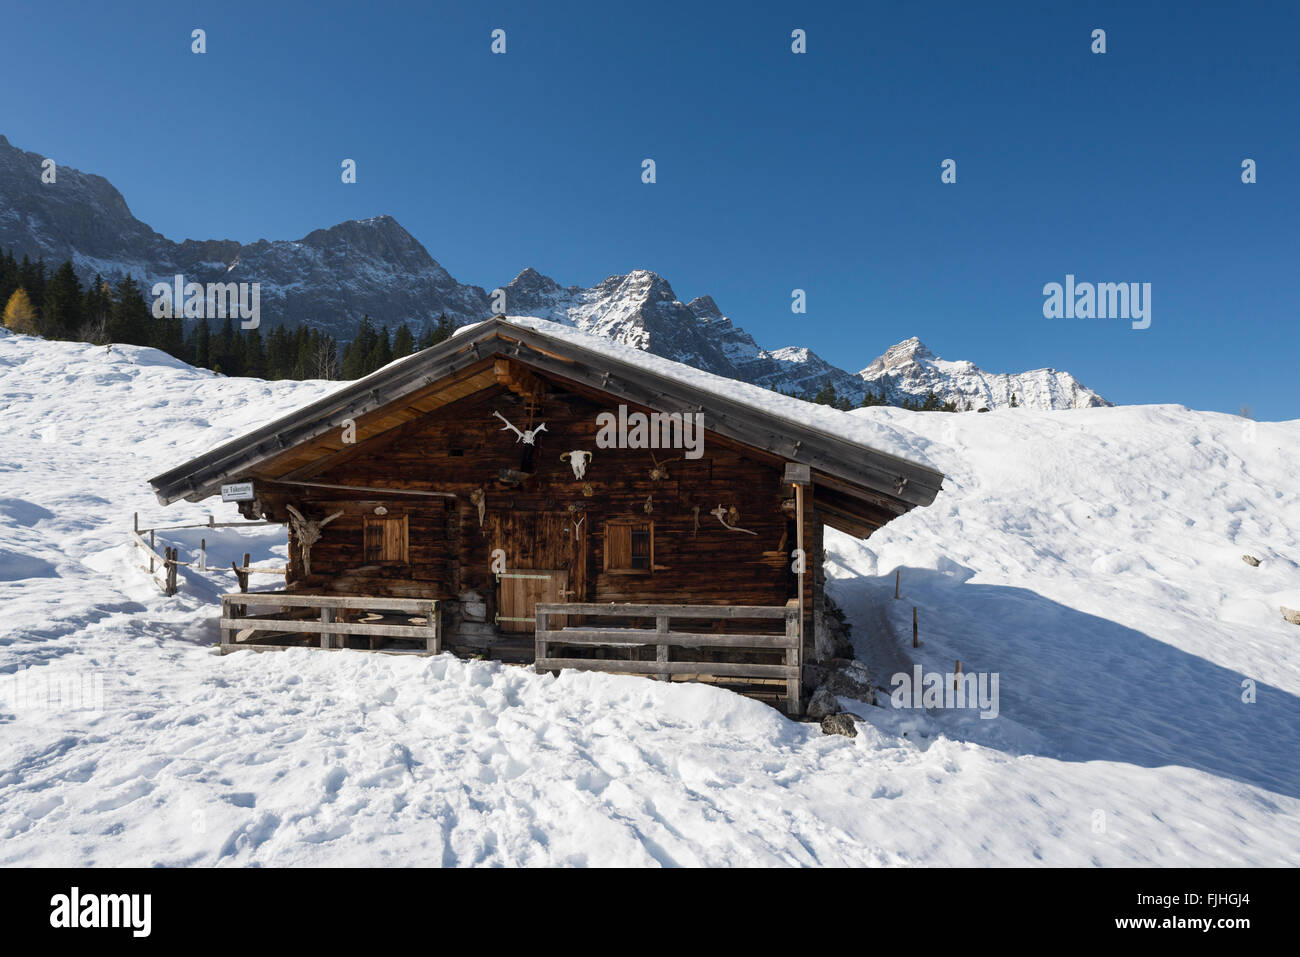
[131,512,285,596]
[220,592,441,655]
[535,601,802,715]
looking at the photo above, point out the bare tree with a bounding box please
[309,338,339,380]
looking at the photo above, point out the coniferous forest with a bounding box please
[0,250,456,381]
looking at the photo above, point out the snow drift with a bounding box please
[1,331,1297,866]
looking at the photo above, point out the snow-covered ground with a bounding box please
[1,332,1298,866]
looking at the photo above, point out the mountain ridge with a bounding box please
[0,133,1109,410]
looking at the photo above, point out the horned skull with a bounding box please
[492,410,547,445]
[560,450,593,480]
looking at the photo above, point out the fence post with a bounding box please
[220,596,231,653]
[320,607,333,649]
[149,529,156,574]
[427,601,440,655]
[895,568,900,599]
[786,606,802,716]
[655,615,669,680]
[200,538,207,572]
[913,607,919,648]
[535,608,548,670]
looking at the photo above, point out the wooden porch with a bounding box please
[535,600,802,716]
[220,592,441,655]
[217,592,803,715]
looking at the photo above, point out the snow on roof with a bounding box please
[469,316,942,472]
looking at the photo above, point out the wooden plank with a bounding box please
[534,658,799,679]
[535,602,790,619]
[655,615,668,681]
[131,530,171,569]
[219,592,437,612]
[428,601,441,654]
[535,608,547,665]
[785,605,802,717]
[220,618,434,639]
[539,629,795,649]
[222,644,432,657]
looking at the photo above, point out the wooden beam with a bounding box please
[540,629,795,648]
[534,658,799,679]
[535,602,791,619]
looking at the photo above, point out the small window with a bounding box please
[604,520,653,574]
[364,515,408,563]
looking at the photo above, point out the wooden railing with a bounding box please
[131,512,283,597]
[535,601,802,715]
[220,593,440,655]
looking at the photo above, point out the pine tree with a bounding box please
[418,312,455,350]
[213,317,240,376]
[17,256,45,315]
[1010,393,1019,408]
[365,325,393,374]
[0,250,18,308]
[192,317,211,369]
[80,276,112,344]
[3,288,39,334]
[42,261,84,339]
[392,322,415,359]
[811,381,838,407]
[341,315,379,379]
[243,327,266,378]
[108,275,151,345]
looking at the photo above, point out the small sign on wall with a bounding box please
[221,482,255,502]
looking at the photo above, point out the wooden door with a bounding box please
[497,569,568,633]
[489,511,587,631]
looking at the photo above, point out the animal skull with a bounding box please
[285,504,344,576]
[493,410,547,445]
[560,450,593,479]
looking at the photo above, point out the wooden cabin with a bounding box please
[149,317,943,715]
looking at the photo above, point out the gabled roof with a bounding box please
[148,317,945,511]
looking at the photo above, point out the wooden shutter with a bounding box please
[604,521,651,573]
[364,515,408,563]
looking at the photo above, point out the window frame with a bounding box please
[603,519,654,575]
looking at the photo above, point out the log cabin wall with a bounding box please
[259,378,814,653]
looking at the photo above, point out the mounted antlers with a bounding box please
[649,451,680,482]
[493,410,547,445]
[560,449,593,479]
[285,504,343,576]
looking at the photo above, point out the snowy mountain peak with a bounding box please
[857,338,1110,410]
[687,295,724,321]
[0,132,1109,410]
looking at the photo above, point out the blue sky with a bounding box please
[4,0,1296,418]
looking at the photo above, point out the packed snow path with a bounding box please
[1,334,1298,866]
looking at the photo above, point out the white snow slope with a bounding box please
[1,331,1298,867]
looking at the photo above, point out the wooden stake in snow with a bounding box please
[913,606,918,648]
[954,660,962,690]
[895,569,900,599]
